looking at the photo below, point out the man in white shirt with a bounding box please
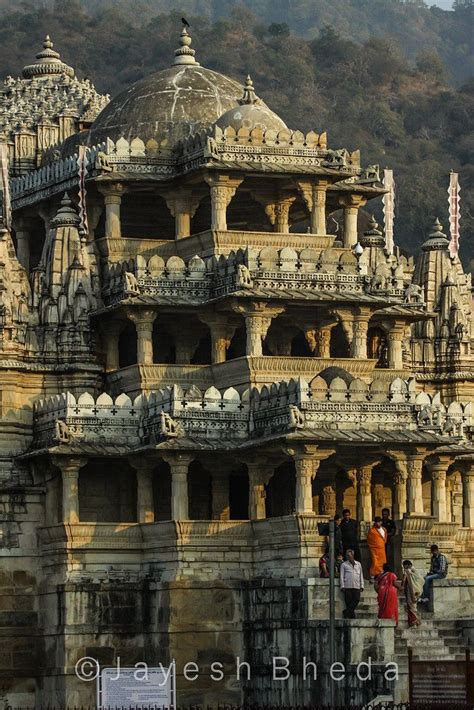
[340,548,364,618]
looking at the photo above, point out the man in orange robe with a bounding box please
[367,516,387,579]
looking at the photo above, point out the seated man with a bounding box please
[418,544,448,603]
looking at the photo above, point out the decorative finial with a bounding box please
[360,215,385,248]
[422,217,449,252]
[22,34,74,79]
[173,26,199,66]
[50,193,80,228]
[238,75,259,105]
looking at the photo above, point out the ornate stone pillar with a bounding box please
[274,196,296,233]
[322,484,337,516]
[428,456,452,523]
[14,217,31,270]
[339,194,366,248]
[166,454,192,520]
[291,447,334,515]
[54,457,86,524]
[128,309,155,366]
[104,321,122,371]
[351,310,370,359]
[205,175,242,231]
[129,459,155,523]
[407,454,425,514]
[199,315,237,364]
[247,463,269,520]
[162,188,201,239]
[316,326,332,358]
[295,456,319,515]
[461,464,474,528]
[99,183,125,239]
[356,463,373,522]
[393,464,408,519]
[296,180,329,235]
[387,323,405,370]
[233,303,284,357]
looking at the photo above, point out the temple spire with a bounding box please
[173,27,199,66]
[22,34,74,79]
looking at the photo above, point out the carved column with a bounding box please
[233,303,284,357]
[316,326,332,358]
[205,175,242,231]
[274,196,296,233]
[99,183,125,239]
[351,310,370,359]
[212,470,230,521]
[166,454,192,520]
[162,188,201,239]
[295,456,319,515]
[296,180,328,235]
[407,454,425,514]
[247,462,270,520]
[339,195,366,248]
[322,484,337,516]
[55,457,86,524]
[199,314,237,364]
[393,463,408,519]
[128,309,155,366]
[104,321,122,371]
[14,217,31,270]
[387,323,405,370]
[461,465,474,528]
[428,456,452,523]
[129,459,155,523]
[291,447,334,515]
[356,463,373,522]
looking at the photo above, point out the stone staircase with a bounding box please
[352,584,469,702]
[393,608,468,702]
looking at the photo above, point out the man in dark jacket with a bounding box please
[382,507,396,565]
[340,508,361,561]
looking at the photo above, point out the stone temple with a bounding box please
[1,28,473,708]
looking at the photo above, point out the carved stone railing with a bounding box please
[32,376,472,451]
[33,391,142,448]
[101,244,419,307]
[11,142,108,208]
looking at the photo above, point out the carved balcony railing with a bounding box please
[100,245,421,307]
[32,377,472,452]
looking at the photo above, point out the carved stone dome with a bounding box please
[87,29,243,147]
[214,75,287,133]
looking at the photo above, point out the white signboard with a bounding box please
[98,666,175,709]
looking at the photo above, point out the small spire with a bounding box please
[238,75,259,105]
[422,217,449,252]
[50,193,80,228]
[22,34,74,79]
[360,215,385,248]
[428,218,448,240]
[173,27,199,66]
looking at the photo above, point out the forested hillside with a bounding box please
[0,0,472,267]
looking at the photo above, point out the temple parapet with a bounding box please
[31,376,472,452]
[251,376,473,438]
[10,129,381,208]
[101,245,420,307]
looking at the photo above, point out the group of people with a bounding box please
[374,545,448,627]
[318,508,449,626]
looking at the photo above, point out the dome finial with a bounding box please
[173,25,199,66]
[22,34,74,79]
[239,75,259,105]
[422,217,449,252]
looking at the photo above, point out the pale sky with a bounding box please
[430,0,454,8]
